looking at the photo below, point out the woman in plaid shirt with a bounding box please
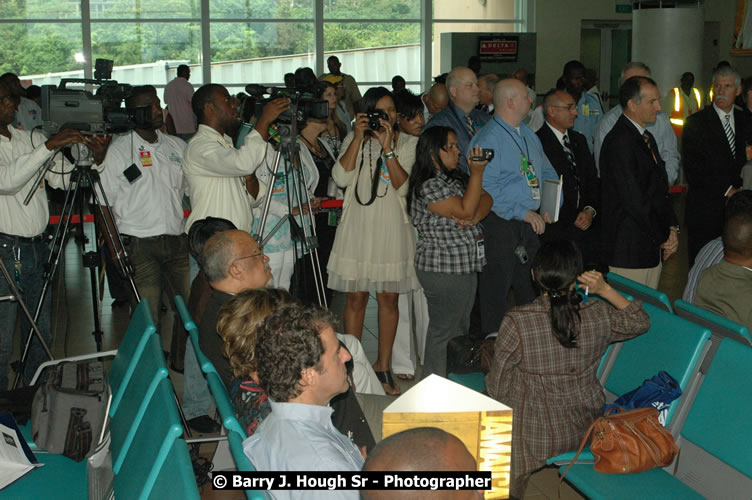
[486,240,650,497]
[407,126,493,378]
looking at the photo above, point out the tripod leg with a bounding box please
[11,174,85,389]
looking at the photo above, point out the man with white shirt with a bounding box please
[244,303,363,499]
[0,80,103,388]
[594,62,680,186]
[683,66,751,266]
[99,85,189,362]
[600,76,679,288]
[182,84,289,234]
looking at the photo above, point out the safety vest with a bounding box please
[669,87,702,136]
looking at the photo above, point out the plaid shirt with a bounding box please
[410,171,486,274]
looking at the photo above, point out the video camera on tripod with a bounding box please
[40,59,150,135]
[243,84,329,139]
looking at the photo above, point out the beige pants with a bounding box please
[609,262,663,289]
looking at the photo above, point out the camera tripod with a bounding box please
[254,113,329,308]
[12,144,140,389]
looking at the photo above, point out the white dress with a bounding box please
[327,131,419,293]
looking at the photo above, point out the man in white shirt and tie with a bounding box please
[683,66,750,266]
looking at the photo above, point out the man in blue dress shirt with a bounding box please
[244,303,364,499]
[425,66,492,174]
[470,79,560,335]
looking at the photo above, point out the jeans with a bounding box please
[416,269,477,379]
[0,235,53,390]
[124,234,190,364]
[181,337,212,419]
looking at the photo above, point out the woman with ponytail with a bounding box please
[486,240,650,499]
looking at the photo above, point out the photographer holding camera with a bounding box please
[327,87,419,396]
[183,84,290,234]
[0,79,107,389]
[407,126,492,379]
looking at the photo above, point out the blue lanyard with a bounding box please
[494,116,530,160]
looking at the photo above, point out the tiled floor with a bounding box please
[12,194,689,499]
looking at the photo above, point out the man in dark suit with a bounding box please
[682,66,749,266]
[600,76,679,288]
[537,89,600,263]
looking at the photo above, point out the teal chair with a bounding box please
[607,272,673,313]
[561,339,752,499]
[207,370,245,436]
[227,430,269,500]
[674,299,752,349]
[448,372,486,392]
[547,303,711,466]
[0,450,88,499]
[147,438,200,500]
[174,295,216,374]
[114,378,189,499]
[110,334,169,473]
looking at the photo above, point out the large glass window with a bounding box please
[90,0,198,19]
[210,0,313,20]
[323,0,419,20]
[0,0,82,20]
[0,24,83,76]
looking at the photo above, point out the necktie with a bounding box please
[465,114,476,138]
[642,130,659,164]
[724,114,735,152]
[563,134,581,206]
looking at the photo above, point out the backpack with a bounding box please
[31,360,110,461]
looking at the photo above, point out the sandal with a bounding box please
[374,370,401,396]
[395,373,415,381]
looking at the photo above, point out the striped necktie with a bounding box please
[642,130,658,164]
[724,114,735,152]
[465,114,476,138]
[563,134,580,206]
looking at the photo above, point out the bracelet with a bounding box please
[383,151,396,160]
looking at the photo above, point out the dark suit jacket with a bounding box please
[536,123,600,245]
[600,115,677,268]
[682,106,749,261]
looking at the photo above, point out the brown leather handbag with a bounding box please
[561,406,679,479]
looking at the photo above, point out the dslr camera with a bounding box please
[470,149,495,162]
[367,110,389,131]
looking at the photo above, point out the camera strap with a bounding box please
[354,140,385,207]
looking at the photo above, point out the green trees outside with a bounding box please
[0,0,419,77]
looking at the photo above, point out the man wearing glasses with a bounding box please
[537,89,600,263]
[198,229,271,389]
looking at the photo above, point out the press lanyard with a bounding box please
[494,116,540,199]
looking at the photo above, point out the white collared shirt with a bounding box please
[625,115,647,136]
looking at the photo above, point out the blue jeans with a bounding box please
[0,234,53,390]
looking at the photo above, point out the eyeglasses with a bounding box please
[551,104,577,111]
[231,251,265,267]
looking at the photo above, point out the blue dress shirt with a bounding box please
[470,116,560,221]
[574,92,603,153]
[243,400,364,499]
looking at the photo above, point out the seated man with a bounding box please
[362,427,484,500]
[244,303,364,499]
[695,195,752,330]
[682,190,752,303]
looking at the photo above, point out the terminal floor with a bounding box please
[13,195,689,499]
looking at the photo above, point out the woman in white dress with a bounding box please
[328,87,419,395]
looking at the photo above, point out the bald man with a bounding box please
[425,67,491,174]
[469,79,560,335]
[422,83,449,122]
[362,427,484,499]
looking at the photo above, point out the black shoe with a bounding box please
[187,415,220,434]
[111,298,129,308]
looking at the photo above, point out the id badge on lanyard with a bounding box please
[520,154,540,200]
[475,235,485,260]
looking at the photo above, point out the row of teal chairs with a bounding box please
[4,299,199,499]
[174,295,268,500]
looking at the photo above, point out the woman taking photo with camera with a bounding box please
[485,240,650,498]
[328,86,419,395]
[408,126,492,379]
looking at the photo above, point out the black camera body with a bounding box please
[367,110,388,130]
[244,84,329,138]
[470,148,495,162]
